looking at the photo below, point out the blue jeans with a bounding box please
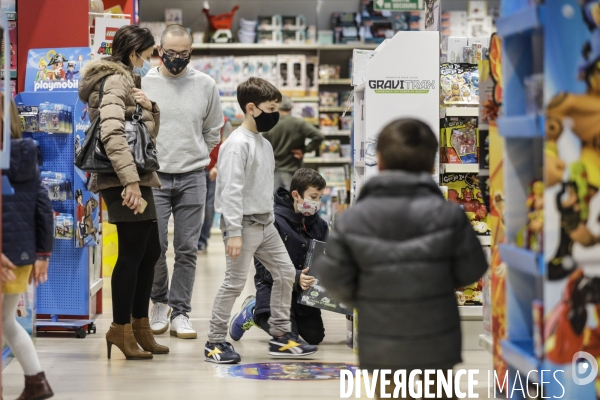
[151,170,206,318]
[198,169,216,249]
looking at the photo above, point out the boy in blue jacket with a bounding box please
[229,168,329,345]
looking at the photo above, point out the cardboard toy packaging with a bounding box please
[442,172,490,236]
[442,117,479,163]
[306,56,319,97]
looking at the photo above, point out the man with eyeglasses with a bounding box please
[142,24,223,340]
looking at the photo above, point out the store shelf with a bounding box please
[445,107,479,117]
[320,106,351,112]
[323,130,351,137]
[1,70,16,79]
[220,96,319,103]
[478,235,491,246]
[192,44,379,51]
[497,115,543,138]
[304,157,350,164]
[499,244,542,276]
[479,333,493,354]
[500,339,540,382]
[319,79,352,85]
[496,6,542,37]
[458,305,483,319]
[441,163,479,174]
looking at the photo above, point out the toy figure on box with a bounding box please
[48,53,66,81]
[75,196,99,248]
[66,61,79,81]
[35,59,47,82]
[516,181,544,253]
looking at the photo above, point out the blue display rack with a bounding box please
[9,47,102,339]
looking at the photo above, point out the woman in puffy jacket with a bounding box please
[1,95,54,399]
[78,25,167,360]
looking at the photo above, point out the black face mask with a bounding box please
[253,106,280,132]
[161,52,190,76]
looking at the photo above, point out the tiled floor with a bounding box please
[3,236,493,399]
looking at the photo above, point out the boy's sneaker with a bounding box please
[229,295,257,341]
[170,315,197,339]
[149,302,171,334]
[269,332,318,357]
[204,341,241,364]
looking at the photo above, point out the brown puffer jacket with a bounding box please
[78,59,161,193]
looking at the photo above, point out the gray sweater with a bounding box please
[142,67,223,174]
[215,127,275,237]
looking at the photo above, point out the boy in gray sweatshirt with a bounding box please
[205,77,318,363]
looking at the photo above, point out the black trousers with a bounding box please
[255,308,325,345]
[111,220,161,325]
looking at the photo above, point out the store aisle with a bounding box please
[3,236,493,399]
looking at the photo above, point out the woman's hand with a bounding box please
[132,88,153,111]
[123,182,143,214]
[209,167,218,181]
[1,253,16,283]
[30,259,49,287]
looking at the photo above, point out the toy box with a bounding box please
[38,103,73,134]
[283,30,306,45]
[319,92,339,107]
[440,63,479,107]
[258,15,282,31]
[165,9,183,25]
[221,101,244,124]
[320,140,341,160]
[41,171,72,201]
[292,102,319,125]
[0,20,17,74]
[257,30,282,45]
[282,15,306,30]
[455,279,483,306]
[17,105,39,133]
[54,213,74,240]
[442,172,490,236]
[320,113,340,133]
[277,55,306,97]
[318,166,346,184]
[319,64,341,81]
[306,56,319,97]
[442,117,478,163]
[340,115,352,131]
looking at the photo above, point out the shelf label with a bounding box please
[374,0,424,11]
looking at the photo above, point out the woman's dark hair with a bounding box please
[106,25,155,66]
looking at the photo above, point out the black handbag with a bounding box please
[75,76,160,174]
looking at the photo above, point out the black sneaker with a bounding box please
[269,332,317,357]
[204,341,241,364]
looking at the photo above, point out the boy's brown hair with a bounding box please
[237,77,282,113]
[376,118,438,173]
[290,168,326,196]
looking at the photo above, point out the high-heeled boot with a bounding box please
[132,317,169,354]
[16,371,54,400]
[106,322,153,360]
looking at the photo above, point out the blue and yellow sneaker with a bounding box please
[229,295,257,341]
[204,341,241,364]
[269,332,318,357]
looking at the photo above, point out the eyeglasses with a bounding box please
[162,49,191,59]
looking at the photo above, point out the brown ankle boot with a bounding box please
[106,322,153,360]
[16,371,53,400]
[132,317,169,354]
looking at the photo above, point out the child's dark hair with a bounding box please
[237,77,282,113]
[376,118,438,172]
[107,25,155,66]
[290,168,327,196]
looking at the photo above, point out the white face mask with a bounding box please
[296,196,320,216]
